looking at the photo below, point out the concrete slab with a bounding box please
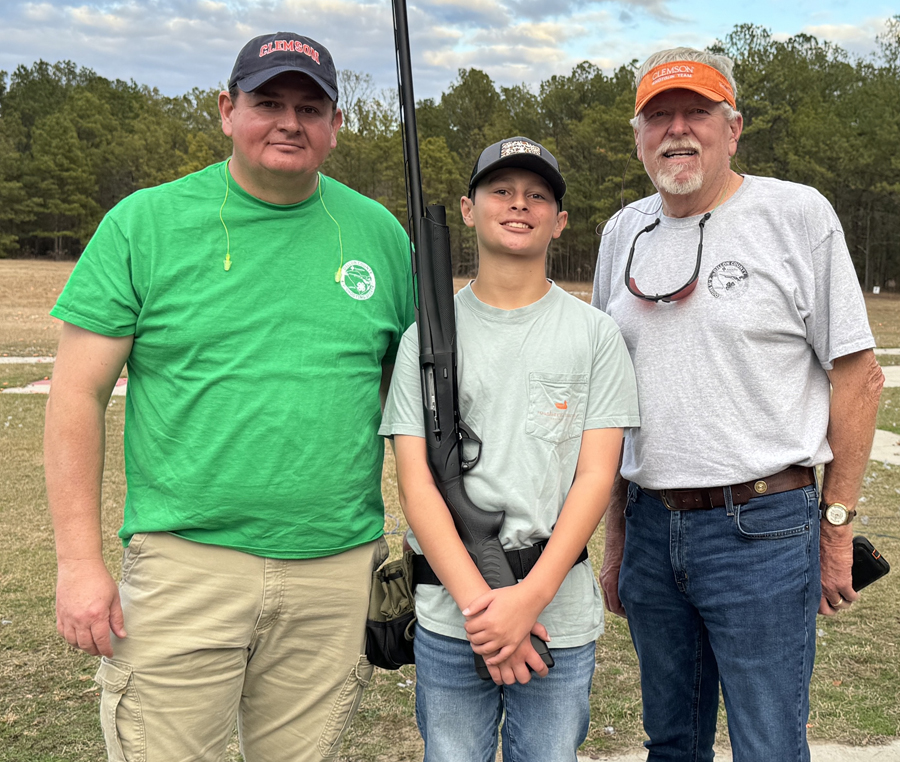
[871,429,900,465]
[0,355,55,363]
[1,377,127,395]
[577,739,900,761]
[882,366,900,388]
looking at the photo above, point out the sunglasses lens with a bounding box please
[628,274,698,303]
[628,277,648,298]
[661,277,699,303]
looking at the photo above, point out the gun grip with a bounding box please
[474,634,554,681]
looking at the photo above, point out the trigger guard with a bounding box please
[458,426,482,472]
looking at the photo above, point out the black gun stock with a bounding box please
[391,0,553,680]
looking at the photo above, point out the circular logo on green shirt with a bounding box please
[340,260,376,300]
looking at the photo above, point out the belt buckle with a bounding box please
[659,489,679,511]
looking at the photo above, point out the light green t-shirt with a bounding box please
[53,162,414,558]
[379,283,640,646]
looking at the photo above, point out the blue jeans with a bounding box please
[619,482,820,762]
[413,625,595,762]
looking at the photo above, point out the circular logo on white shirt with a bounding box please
[340,260,376,300]
[707,261,749,299]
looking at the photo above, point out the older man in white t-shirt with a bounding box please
[592,46,883,762]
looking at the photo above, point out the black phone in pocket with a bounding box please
[851,536,890,592]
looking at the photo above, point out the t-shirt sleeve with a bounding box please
[50,210,140,337]
[378,325,425,438]
[583,320,641,431]
[381,220,416,366]
[591,238,611,312]
[592,211,628,313]
[804,198,875,369]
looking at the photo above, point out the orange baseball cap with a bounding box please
[635,60,735,116]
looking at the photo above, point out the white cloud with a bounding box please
[469,21,580,46]
[505,0,679,24]
[21,2,56,21]
[0,0,401,96]
[802,16,892,58]
[0,0,890,102]
[415,0,510,27]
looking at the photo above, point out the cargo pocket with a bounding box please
[94,658,144,762]
[317,654,375,758]
[526,372,587,444]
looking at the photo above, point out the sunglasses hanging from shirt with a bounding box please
[624,211,711,303]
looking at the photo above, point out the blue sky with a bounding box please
[0,1,893,103]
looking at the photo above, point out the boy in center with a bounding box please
[379,136,640,761]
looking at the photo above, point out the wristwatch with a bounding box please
[821,501,857,526]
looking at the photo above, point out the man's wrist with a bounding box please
[819,500,857,526]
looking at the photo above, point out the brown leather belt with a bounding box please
[641,465,815,511]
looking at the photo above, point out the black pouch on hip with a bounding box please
[365,550,417,670]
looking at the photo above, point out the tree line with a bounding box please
[1,20,898,288]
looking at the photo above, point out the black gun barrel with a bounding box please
[392,0,424,245]
[391,0,553,679]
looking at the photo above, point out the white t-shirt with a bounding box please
[592,175,874,490]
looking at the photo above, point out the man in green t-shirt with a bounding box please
[44,32,413,762]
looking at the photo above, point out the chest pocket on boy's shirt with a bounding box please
[526,372,588,444]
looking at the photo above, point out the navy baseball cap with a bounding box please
[228,32,338,102]
[468,136,566,203]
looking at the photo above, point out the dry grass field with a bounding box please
[0,260,73,357]
[868,294,900,349]
[2,259,899,761]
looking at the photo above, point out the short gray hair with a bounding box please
[630,47,740,130]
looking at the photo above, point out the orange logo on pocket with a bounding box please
[555,401,568,410]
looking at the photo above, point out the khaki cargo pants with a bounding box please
[94,532,388,762]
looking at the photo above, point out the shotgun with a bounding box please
[391,0,554,679]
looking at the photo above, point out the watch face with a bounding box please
[826,504,849,525]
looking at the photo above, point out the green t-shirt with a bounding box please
[52,162,414,558]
